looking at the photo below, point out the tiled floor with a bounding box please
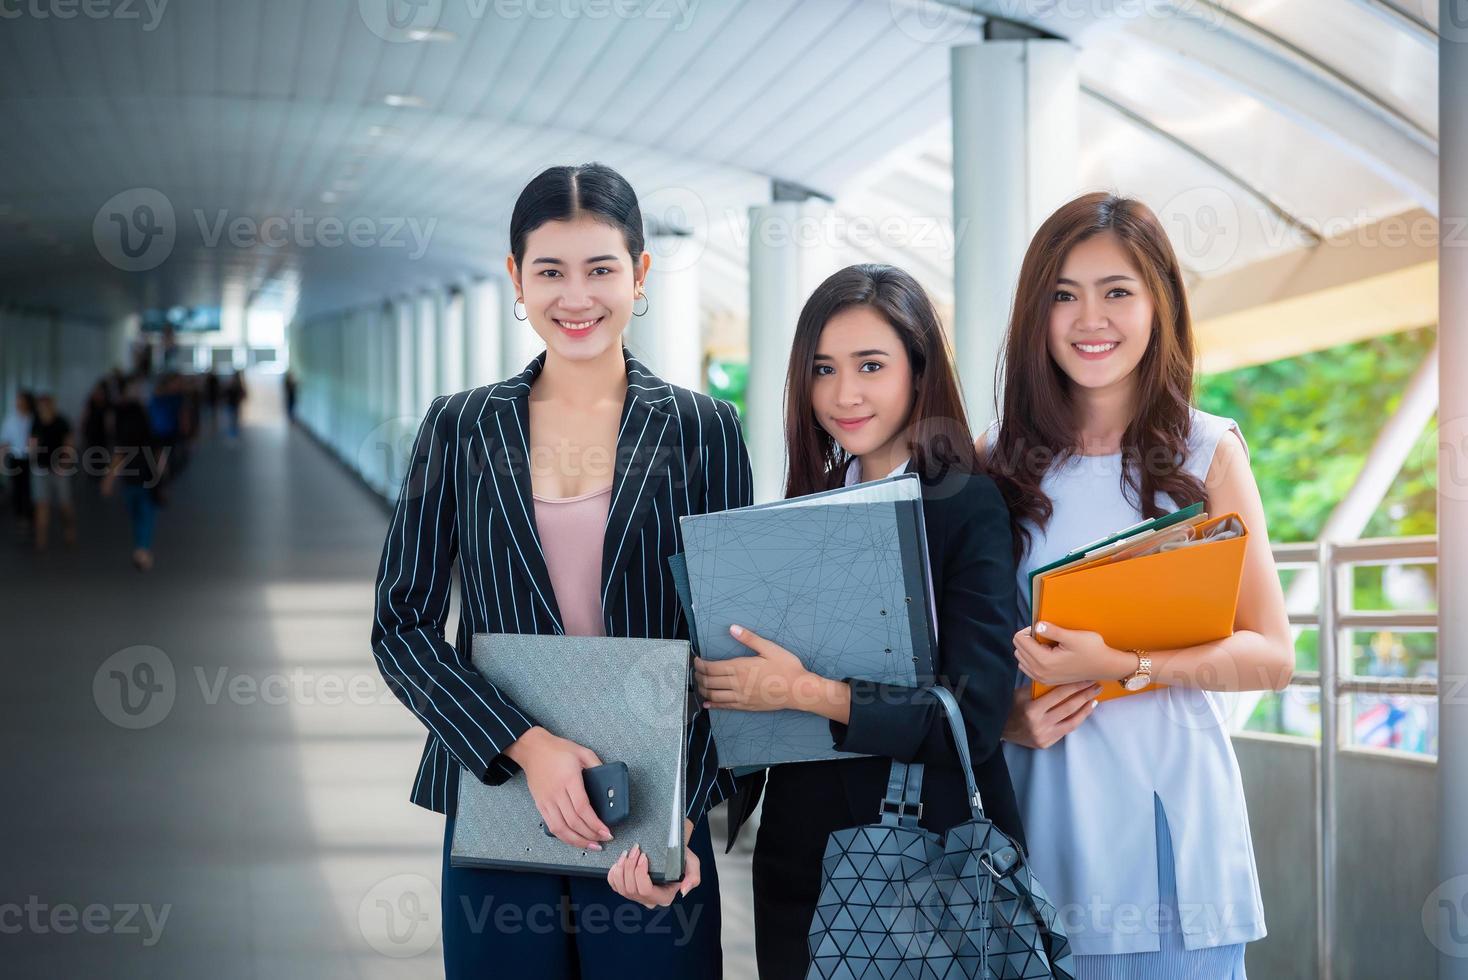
[2,378,759,978]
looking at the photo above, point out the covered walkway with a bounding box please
[1,381,758,977]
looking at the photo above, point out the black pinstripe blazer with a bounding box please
[371,347,751,822]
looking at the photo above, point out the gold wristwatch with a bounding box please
[1121,650,1152,692]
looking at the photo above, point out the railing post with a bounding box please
[1439,7,1468,975]
[1316,539,1338,980]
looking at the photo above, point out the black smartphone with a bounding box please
[541,761,630,838]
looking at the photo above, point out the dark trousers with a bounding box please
[751,766,835,980]
[6,452,31,522]
[440,812,723,980]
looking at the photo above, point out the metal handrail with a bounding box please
[1288,609,1439,629]
[1281,670,1439,697]
[1270,533,1439,980]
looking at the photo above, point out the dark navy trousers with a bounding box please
[440,813,723,979]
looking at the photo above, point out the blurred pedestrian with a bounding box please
[79,381,113,480]
[0,390,35,537]
[283,371,297,423]
[101,379,164,572]
[204,370,221,435]
[28,393,77,551]
[224,370,247,441]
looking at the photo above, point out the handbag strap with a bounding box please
[879,760,926,827]
[878,685,986,825]
[929,685,984,818]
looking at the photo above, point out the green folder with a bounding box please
[1027,502,1205,613]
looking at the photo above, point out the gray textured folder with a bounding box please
[450,633,690,882]
[679,473,937,768]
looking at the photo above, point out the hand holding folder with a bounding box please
[677,474,938,767]
[1029,504,1250,702]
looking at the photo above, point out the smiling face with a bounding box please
[1046,231,1155,394]
[810,305,915,465]
[508,216,650,364]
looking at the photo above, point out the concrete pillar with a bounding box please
[1437,14,1468,977]
[465,277,504,387]
[415,292,438,411]
[631,233,703,391]
[435,289,460,394]
[747,197,839,503]
[950,34,1078,430]
[395,300,415,423]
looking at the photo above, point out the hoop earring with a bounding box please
[513,299,527,322]
[632,293,650,317]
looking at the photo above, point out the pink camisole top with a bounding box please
[531,483,613,638]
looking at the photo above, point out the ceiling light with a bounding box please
[407,27,456,42]
[382,94,426,109]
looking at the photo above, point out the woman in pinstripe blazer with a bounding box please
[371,164,751,978]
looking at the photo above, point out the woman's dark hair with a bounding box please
[784,263,978,499]
[987,192,1205,561]
[509,163,645,269]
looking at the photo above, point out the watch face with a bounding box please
[1123,675,1149,692]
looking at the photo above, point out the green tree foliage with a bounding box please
[1197,327,1440,719]
[1195,326,1438,545]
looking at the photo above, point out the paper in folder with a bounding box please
[450,633,690,883]
[1029,502,1250,702]
[678,473,938,768]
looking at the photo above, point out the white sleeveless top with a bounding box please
[993,408,1266,955]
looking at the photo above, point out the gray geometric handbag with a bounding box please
[807,686,1076,980]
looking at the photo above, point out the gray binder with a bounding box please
[449,633,690,883]
[679,473,937,768]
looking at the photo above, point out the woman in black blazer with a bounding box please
[694,264,1023,980]
[371,163,751,978]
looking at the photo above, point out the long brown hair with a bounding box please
[784,264,978,498]
[988,192,1205,559]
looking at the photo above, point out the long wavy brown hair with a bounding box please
[785,264,978,499]
[987,192,1206,559]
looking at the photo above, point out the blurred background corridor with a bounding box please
[0,1,1464,977]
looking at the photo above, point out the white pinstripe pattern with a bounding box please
[371,348,749,819]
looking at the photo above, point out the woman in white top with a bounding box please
[983,192,1294,978]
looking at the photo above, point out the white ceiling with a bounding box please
[0,0,1439,328]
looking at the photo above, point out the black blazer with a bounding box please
[371,348,752,822]
[722,461,1025,851]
